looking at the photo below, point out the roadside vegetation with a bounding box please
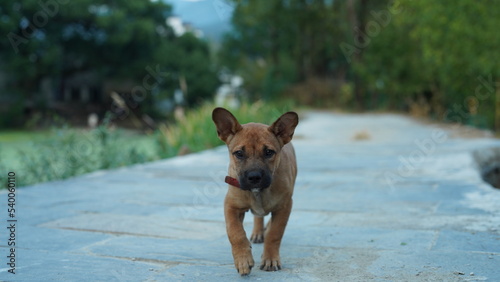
[0,101,296,187]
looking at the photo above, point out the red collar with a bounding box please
[225,176,240,188]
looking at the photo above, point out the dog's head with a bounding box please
[212,107,298,191]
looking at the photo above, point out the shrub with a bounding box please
[3,120,154,187]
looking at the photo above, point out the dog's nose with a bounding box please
[247,171,262,185]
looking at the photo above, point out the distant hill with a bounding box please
[165,0,234,41]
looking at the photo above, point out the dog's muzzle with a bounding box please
[225,176,270,192]
[225,168,272,191]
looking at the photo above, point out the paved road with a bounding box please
[1,111,500,281]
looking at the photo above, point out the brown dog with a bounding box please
[212,107,298,276]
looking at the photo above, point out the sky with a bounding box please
[165,0,234,41]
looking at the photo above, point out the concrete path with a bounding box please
[1,111,500,281]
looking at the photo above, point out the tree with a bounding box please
[358,0,500,127]
[0,0,219,127]
[220,0,349,100]
[170,33,219,106]
[220,0,388,105]
[220,0,500,130]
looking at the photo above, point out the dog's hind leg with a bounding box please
[250,216,265,243]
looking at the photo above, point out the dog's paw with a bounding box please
[234,251,255,276]
[260,256,281,271]
[250,232,264,243]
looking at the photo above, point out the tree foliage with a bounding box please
[0,0,219,126]
[360,0,500,127]
[220,0,500,129]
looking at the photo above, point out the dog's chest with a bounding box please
[250,191,270,217]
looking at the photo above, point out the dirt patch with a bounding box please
[352,130,371,141]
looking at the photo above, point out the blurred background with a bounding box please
[1,0,499,186]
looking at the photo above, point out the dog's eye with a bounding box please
[264,149,275,158]
[233,150,245,159]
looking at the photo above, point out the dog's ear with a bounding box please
[269,112,299,146]
[212,107,242,143]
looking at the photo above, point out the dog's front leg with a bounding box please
[260,199,292,271]
[225,203,254,275]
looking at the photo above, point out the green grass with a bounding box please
[0,126,158,187]
[0,101,298,188]
[0,130,52,142]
